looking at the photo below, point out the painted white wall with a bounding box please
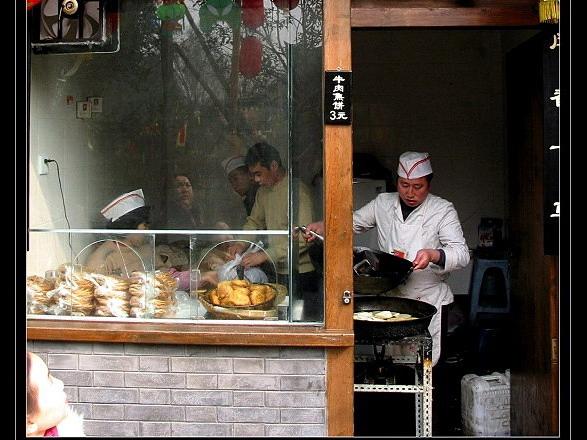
[28,54,104,273]
[27,51,162,274]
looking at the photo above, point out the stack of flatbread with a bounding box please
[58,273,95,316]
[26,275,56,314]
[128,271,177,318]
[353,310,417,322]
[88,274,131,317]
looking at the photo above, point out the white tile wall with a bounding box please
[28,55,112,274]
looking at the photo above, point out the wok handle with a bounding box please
[295,225,324,242]
[353,258,372,276]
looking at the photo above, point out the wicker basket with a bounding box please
[197,283,287,320]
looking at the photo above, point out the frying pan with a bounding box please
[353,295,437,343]
[299,226,413,294]
[353,248,414,294]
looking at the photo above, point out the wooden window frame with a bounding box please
[27,0,355,350]
[27,1,355,433]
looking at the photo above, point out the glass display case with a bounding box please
[27,225,316,322]
[27,0,325,324]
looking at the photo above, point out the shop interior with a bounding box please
[350,27,540,436]
[27,3,553,434]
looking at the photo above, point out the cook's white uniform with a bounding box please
[353,192,470,365]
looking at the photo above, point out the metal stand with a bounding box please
[354,332,433,437]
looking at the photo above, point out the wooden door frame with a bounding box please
[322,1,543,435]
[323,0,355,436]
[350,0,538,28]
[505,32,559,435]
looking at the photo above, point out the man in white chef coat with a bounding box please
[305,151,470,365]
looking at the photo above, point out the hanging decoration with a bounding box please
[127,141,139,156]
[156,0,186,33]
[176,122,187,148]
[107,9,120,34]
[539,0,559,24]
[26,0,42,9]
[270,0,299,11]
[199,0,241,33]
[239,36,262,78]
[241,0,264,30]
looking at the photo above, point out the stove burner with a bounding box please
[354,343,418,385]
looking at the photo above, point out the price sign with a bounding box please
[324,71,352,125]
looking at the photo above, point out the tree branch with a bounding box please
[180,0,231,96]
[172,43,233,126]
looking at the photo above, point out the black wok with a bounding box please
[353,248,413,294]
[304,234,413,294]
[353,274,399,295]
[353,295,437,343]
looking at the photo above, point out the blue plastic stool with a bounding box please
[468,258,510,324]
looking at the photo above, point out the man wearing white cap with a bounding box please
[221,155,259,216]
[84,189,160,276]
[99,189,149,227]
[304,151,470,365]
[84,189,219,291]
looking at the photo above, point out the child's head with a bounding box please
[26,352,68,436]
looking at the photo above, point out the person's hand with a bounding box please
[167,269,219,291]
[227,242,247,258]
[412,249,440,270]
[241,252,268,268]
[199,271,219,288]
[168,269,191,291]
[302,221,324,242]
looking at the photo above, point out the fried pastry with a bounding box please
[202,280,277,308]
[249,289,266,305]
[209,289,220,305]
[231,279,250,288]
[225,289,251,306]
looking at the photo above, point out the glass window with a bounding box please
[27,0,324,324]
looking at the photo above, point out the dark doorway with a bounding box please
[351,27,557,436]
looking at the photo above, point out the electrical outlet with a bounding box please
[38,156,49,175]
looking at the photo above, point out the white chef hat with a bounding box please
[397,151,433,179]
[221,155,247,175]
[100,189,146,222]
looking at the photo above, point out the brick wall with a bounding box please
[30,341,327,437]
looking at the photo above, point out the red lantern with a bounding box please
[242,0,263,9]
[271,0,299,10]
[26,0,42,9]
[241,0,264,29]
[239,36,262,78]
